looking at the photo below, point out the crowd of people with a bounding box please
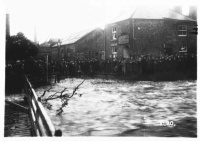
[6,54,197,91]
[101,54,197,76]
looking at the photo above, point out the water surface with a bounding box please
[36,78,197,137]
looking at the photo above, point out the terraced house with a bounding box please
[104,6,197,60]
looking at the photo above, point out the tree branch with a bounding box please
[40,79,85,115]
[69,79,85,98]
[41,87,52,98]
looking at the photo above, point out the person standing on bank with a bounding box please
[121,59,126,75]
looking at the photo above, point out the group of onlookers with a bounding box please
[100,54,197,76]
[5,53,197,91]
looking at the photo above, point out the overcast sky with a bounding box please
[3,0,198,43]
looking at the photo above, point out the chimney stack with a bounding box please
[6,14,10,37]
[173,6,182,15]
[34,25,37,44]
[189,6,197,20]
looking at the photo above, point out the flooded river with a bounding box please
[35,78,197,137]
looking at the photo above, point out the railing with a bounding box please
[5,100,29,113]
[27,73,57,88]
[24,75,62,136]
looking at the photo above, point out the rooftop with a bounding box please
[60,28,94,46]
[108,6,196,24]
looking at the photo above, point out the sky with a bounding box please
[3,0,198,43]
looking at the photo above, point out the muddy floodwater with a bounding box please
[36,78,197,137]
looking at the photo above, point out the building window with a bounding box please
[179,46,187,52]
[178,25,187,36]
[112,26,116,33]
[112,46,117,58]
[112,26,117,40]
[112,46,117,53]
[112,33,117,40]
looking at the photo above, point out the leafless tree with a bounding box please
[39,79,85,115]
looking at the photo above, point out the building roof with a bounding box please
[39,42,50,47]
[48,38,60,43]
[60,28,94,46]
[108,6,195,24]
[40,38,61,47]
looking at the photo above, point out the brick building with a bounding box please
[53,28,104,61]
[104,6,197,60]
[38,28,104,62]
[38,6,197,62]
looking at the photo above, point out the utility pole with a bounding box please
[57,39,61,62]
[34,25,37,44]
[104,27,106,60]
[46,55,48,83]
[57,39,61,83]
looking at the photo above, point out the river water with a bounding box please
[35,78,197,137]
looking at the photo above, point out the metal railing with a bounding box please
[24,75,62,136]
[27,73,57,88]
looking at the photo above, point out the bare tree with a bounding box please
[39,79,85,115]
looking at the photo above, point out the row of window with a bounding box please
[111,25,188,39]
